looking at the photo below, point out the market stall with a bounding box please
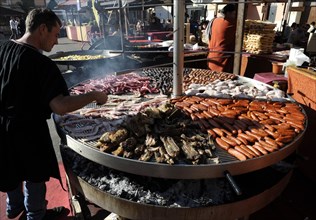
[287,66,316,183]
[48,1,313,219]
[65,25,91,42]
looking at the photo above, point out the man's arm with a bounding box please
[49,91,108,115]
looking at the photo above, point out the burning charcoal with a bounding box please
[62,148,238,208]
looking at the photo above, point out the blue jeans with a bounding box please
[6,181,47,220]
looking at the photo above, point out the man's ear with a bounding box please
[39,23,47,33]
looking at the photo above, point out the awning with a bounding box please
[0,6,25,16]
[58,0,88,6]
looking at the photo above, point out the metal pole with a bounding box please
[77,0,84,48]
[118,0,125,56]
[173,0,184,98]
[282,0,292,37]
[233,1,246,75]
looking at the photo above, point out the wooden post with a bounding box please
[233,1,246,76]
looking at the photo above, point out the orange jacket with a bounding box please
[207,17,236,73]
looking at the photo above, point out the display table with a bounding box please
[147,31,173,41]
[253,72,288,91]
[253,72,288,84]
[240,52,288,78]
[287,66,316,112]
[287,66,316,183]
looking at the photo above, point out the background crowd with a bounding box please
[9,16,25,40]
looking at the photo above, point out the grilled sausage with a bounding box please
[228,148,247,161]
[221,136,237,147]
[226,135,242,145]
[235,145,253,158]
[253,144,268,155]
[275,135,294,144]
[238,133,256,143]
[213,128,224,137]
[207,129,216,138]
[245,145,262,157]
[236,135,248,145]
[245,131,262,142]
[215,137,230,150]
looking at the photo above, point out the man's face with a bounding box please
[40,23,60,52]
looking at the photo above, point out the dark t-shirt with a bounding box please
[0,40,69,191]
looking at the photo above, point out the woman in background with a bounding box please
[207,4,237,73]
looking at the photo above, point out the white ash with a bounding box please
[64,147,237,207]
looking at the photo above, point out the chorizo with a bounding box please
[238,133,256,143]
[212,128,224,137]
[245,145,262,157]
[228,148,247,161]
[235,146,253,159]
[253,144,268,155]
[221,136,237,147]
[215,137,230,150]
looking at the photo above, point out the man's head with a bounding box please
[24,8,61,52]
[291,22,297,30]
[221,4,237,19]
[25,8,61,33]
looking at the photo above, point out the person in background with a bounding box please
[9,16,18,40]
[199,20,209,45]
[136,20,143,35]
[59,19,67,37]
[90,20,101,44]
[15,17,21,37]
[164,19,173,31]
[287,24,308,48]
[283,22,297,42]
[18,17,26,37]
[207,4,237,73]
[190,18,199,42]
[0,8,108,220]
[149,12,162,31]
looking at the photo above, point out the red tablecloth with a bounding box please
[129,39,163,43]
[147,31,173,41]
[253,72,288,84]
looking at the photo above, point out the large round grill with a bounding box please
[54,67,306,219]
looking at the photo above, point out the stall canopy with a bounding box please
[0,6,25,16]
[58,0,88,7]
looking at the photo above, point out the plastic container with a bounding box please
[272,62,284,74]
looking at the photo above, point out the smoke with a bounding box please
[60,55,143,88]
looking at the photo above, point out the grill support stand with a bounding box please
[60,145,294,220]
